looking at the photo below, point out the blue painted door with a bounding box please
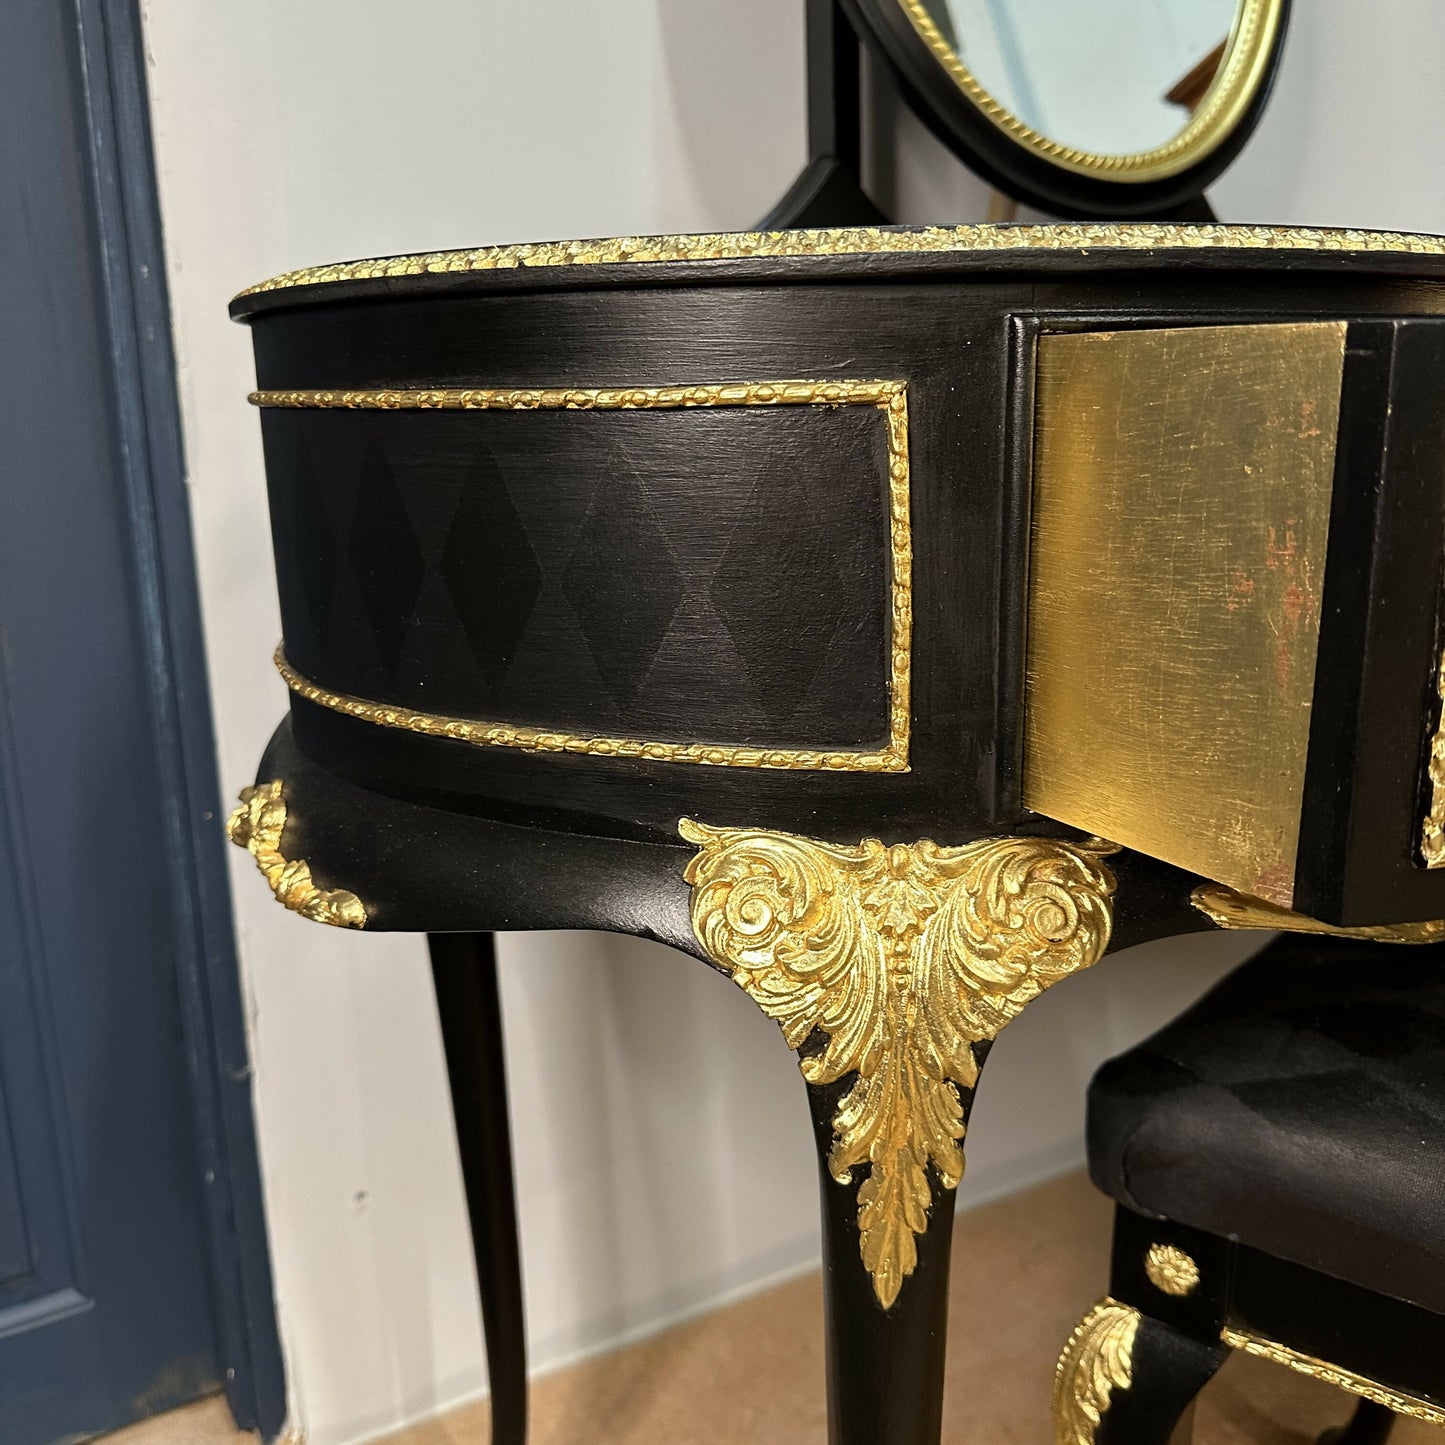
[0,3,250,1439]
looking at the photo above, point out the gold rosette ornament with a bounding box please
[680,819,1117,1307]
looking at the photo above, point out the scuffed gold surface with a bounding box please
[1052,1299,1141,1445]
[1144,1243,1200,1297]
[1422,640,1445,866]
[233,223,1445,300]
[1193,883,1445,943]
[1025,321,1347,908]
[226,780,366,929]
[680,819,1116,1307]
[1223,1328,1445,1426]
[897,0,1281,181]
[264,379,911,773]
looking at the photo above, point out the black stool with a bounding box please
[1055,934,1445,1444]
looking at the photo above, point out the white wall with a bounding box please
[140,4,1444,1443]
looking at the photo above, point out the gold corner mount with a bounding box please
[226,781,367,929]
[1053,1299,1141,1445]
[1192,883,1445,945]
[1145,1243,1200,1297]
[680,818,1117,1308]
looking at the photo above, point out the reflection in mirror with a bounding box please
[917,0,1240,155]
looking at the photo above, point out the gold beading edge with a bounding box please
[895,0,1280,182]
[262,378,910,774]
[1222,1327,1445,1426]
[233,222,1445,301]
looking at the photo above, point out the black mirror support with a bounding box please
[758,0,891,229]
[761,0,1226,230]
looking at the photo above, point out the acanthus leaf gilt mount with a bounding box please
[680,818,1117,1308]
[1052,1298,1141,1445]
[227,780,367,929]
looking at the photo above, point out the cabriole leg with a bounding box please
[808,1073,957,1445]
[1053,1302,1226,1445]
[680,819,1120,1444]
[430,932,527,1445]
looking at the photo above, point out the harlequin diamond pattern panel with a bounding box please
[260,402,891,749]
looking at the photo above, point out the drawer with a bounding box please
[1024,317,1445,925]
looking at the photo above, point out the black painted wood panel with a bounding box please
[264,403,892,746]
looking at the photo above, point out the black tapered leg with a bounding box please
[1320,1400,1396,1445]
[430,932,527,1445]
[806,1075,955,1445]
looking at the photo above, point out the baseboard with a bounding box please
[531,1131,1087,1377]
[347,1134,1086,1445]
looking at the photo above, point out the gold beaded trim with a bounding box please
[258,378,911,773]
[1223,1328,1445,1427]
[233,223,1445,300]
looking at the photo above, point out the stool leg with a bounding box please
[429,932,527,1445]
[1054,1302,1226,1445]
[1319,1400,1396,1445]
[806,1076,955,1445]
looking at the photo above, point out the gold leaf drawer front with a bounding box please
[1025,321,1347,910]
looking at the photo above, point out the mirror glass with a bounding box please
[915,0,1242,156]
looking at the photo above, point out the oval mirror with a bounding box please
[846,0,1288,217]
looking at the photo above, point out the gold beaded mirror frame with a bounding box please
[842,0,1291,217]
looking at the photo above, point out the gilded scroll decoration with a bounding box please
[1053,1299,1141,1445]
[1145,1243,1200,1297]
[226,780,367,929]
[1192,883,1445,944]
[680,819,1117,1308]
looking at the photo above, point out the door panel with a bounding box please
[0,734,84,1323]
[0,2,231,1439]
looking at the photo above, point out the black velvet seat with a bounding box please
[1090,935,1445,1315]
[1054,935,1445,1445]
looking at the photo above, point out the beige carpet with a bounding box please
[97,1393,255,1443]
[109,1171,1441,1444]
[374,1170,1442,1444]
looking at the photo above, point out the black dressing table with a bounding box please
[223,5,1445,1443]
